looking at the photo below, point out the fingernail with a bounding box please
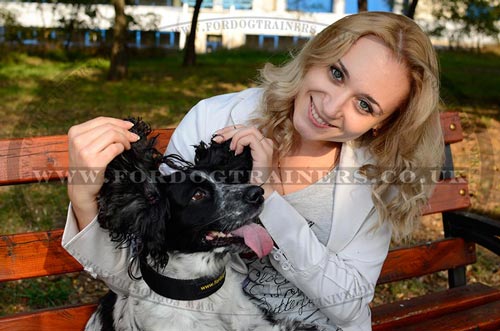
[212,134,223,143]
[131,133,141,141]
[125,121,135,128]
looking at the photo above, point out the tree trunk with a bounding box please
[358,0,368,12]
[182,0,203,67]
[64,3,80,52]
[405,0,419,19]
[108,0,128,81]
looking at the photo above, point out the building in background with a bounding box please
[0,0,496,52]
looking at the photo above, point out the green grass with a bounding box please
[0,49,291,139]
[439,49,500,114]
[0,47,498,315]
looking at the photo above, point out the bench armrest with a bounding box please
[444,210,500,256]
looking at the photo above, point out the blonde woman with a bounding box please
[64,12,443,331]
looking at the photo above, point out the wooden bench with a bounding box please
[1,112,499,331]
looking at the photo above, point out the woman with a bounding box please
[63,12,443,331]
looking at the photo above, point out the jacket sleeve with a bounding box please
[260,191,391,330]
[62,204,132,295]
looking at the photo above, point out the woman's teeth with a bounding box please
[311,101,333,127]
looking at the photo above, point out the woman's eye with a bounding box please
[358,100,373,114]
[191,189,206,201]
[330,66,344,82]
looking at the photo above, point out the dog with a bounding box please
[86,119,318,331]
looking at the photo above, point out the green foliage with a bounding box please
[431,0,500,48]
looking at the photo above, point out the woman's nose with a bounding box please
[323,90,350,119]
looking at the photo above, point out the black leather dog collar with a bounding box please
[139,255,226,301]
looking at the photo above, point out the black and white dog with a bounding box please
[87,119,318,331]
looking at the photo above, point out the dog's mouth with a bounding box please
[204,219,273,258]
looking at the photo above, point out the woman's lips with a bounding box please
[308,97,335,129]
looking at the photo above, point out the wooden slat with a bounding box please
[0,113,461,186]
[390,299,500,331]
[440,112,464,144]
[372,283,500,330]
[0,304,96,331]
[0,129,174,186]
[423,178,471,215]
[378,238,476,285]
[0,230,82,282]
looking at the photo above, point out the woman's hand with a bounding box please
[213,125,275,198]
[67,117,140,230]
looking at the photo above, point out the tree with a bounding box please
[405,0,419,19]
[183,0,203,67]
[108,0,128,80]
[385,0,419,18]
[430,0,500,50]
[358,0,368,12]
[0,7,21,44]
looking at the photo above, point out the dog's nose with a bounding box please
[245,186,264,204]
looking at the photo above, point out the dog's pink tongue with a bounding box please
[231,223,273,258]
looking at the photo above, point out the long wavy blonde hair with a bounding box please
[253,12,444,240]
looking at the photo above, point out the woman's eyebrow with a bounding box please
[338,60,350,79]
[339,59,384,115]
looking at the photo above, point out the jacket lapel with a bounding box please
[327,142,376,252]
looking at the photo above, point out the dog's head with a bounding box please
[97,119,273,269]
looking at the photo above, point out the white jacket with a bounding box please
[63,88,391,331]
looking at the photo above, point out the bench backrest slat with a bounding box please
[378,238,476,284]
[422,178,470,215]
[0,304,97,331]
[0,129,174,186]
[1,227,476,284]
[0,113,462,186]
[0,230,82,282]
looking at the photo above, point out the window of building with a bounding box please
[182,0,213,8]
[287,0,332,13]
[223,0,252,10]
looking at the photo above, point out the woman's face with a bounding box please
[293,35,411,143]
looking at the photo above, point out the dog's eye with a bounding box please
[191,189,207,201]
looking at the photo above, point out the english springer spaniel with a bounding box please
[86,119,318,331]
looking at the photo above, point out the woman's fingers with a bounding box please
[212,124,245,142]
[230,130,270,155]
[213,125,274,187]
[68,116,134,139]
[80,126,138,162]
[70,122,139,169]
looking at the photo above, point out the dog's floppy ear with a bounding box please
[97,118,169,258]
[193,138,253,184]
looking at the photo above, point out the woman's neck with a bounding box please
[290,139,341,158]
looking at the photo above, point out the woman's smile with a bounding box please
[308,96,335,129]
